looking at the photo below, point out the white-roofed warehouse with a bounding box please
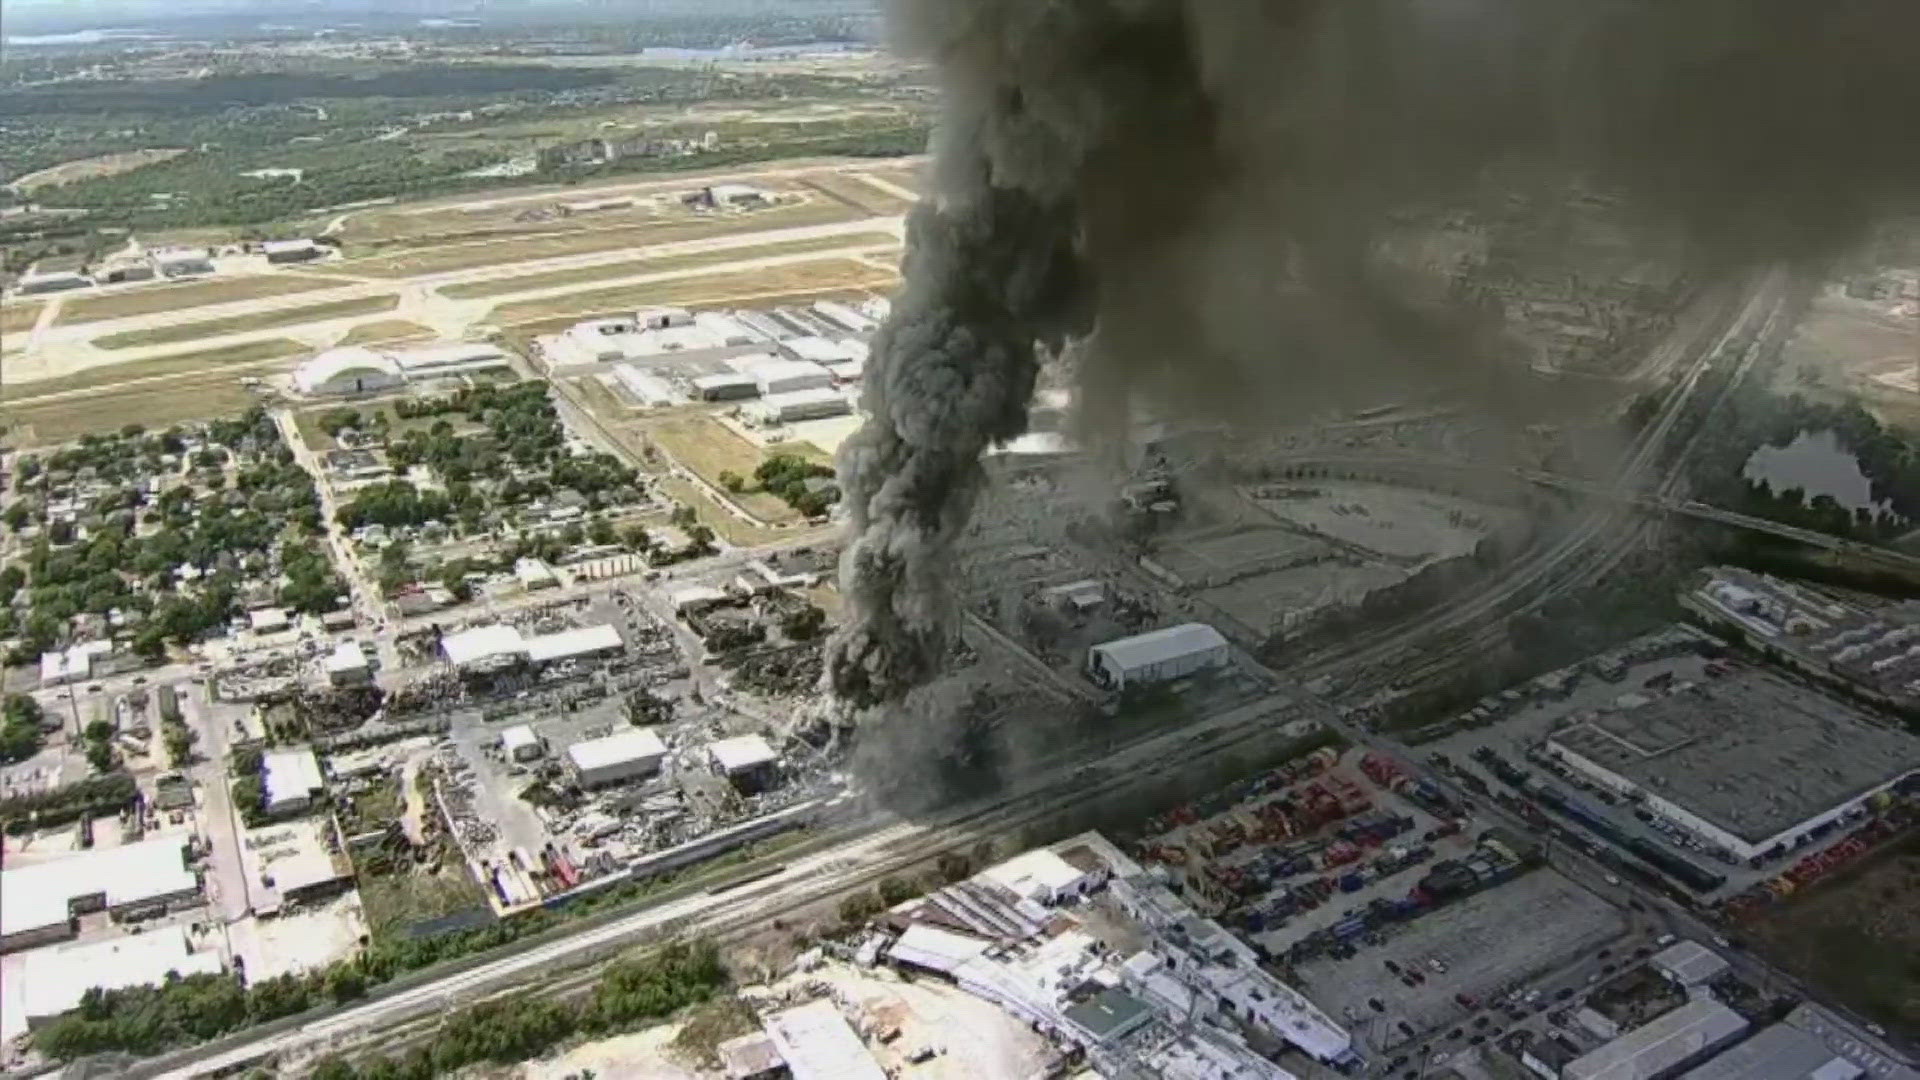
[1087,623,1230,691]
[1,837,201,953]
[1564,1000,1749,1080]
[293,347,404,396]
[567,728,668,788]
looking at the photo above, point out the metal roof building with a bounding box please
[1564,1000,1750,1080]
[263,746,325,815]
[709,734,777,775]
[566,728,668,788]
[1,837,200,952]
[760,1000,887,1080]
[17,925,223,1030]
[1651,940,1731,988]
[524,624,624,664]
[441,624,526,667]
[1678,1023,1862,1080]
[501,724,542,762]
[745,356,834,396]
[1087,622,1231,691]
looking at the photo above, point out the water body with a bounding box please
[1743,429,1893,514]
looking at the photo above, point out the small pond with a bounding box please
[1742,429,1893,515]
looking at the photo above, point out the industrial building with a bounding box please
[388,341,511,378]
[760,1000,887,1080]
[1041,579,1106,616]
[1677,1023,1863,1080]
[153,249,214,277]
[262,746,325,816]
[691,372,761,401]
[566,728,668,788]
[502,724,543,762]
[1086,623,1231,691]
[708,734,779,793]
[1563,1000,1750,1080]
[0,837,201,953]
[13,267,90,295]
[262,238,322,263]
[39,640,112,687]
[515,557,557,591]
[747,356,835,396]
[97,255,155,284]
[439,623,624,669]
[293,346,405,396]
[240,819,352,914]
[1649,940,1730,989]
[324,640,370,686]
[810,299,878,335]
[248,606,292,633]
[1545,669,1920,860]
[749,387,852,425]
[16,926,223,1029]
[881,833,1352,1074]
[779,334,865,368]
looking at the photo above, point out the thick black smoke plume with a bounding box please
[828,0,1920,705]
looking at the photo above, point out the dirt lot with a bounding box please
[92,294,399,350]
[330,199,870,279]
[57,273,348,324]
[643,413,802,524]
[10,148,186,192]
[489,258,894,326]
[1,302,42,335]
[1741,831,1920,1032]
[338,319,436,346]
[440,230,897,300]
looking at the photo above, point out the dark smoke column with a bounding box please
[826,148,1086,706]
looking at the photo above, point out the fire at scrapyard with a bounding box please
[826,0,1920,707]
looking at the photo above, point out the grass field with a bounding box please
[802,172,915,215]
[645,414,801,524]
[656,474,814,547]
[439,231,898,300]
[330,199,870,279]
[57,274,349,325]
[92,294,399,350]
[1741,831,1920,1031]
[1,337,305,402]
[359,866,492,943]
[338,319,436,346]
[1,302,43,335]
[488,258,894,327]
[3,374,265,446]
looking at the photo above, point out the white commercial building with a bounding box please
[1678,1023,1863,1080]
[440,624,526,668]
[746,356,835,396]
[0,837,201,952]
[779,335,865,367]
[979,848,1101,906]
[15,926,223,1030]
[293,347,405,396]
[240,818,350,912]
[761,1000,888,1080]
[525,624,624,664]
[515,557,557,591]
[708,734,777,776]
[1650,940,1731,988]
[566,728,668,788]
[13,268,90,295]
[502,724,543,762]
[1087,623,1231,691]
[262,238,322,263]
[324,640,370,686]
[1563,1000,1749,1080]
[262,746,325,816]
[153,249,214,277]
[389,341,511,378]
[248,606,291,634]
[750,387,851,425]
[39,640,111,686]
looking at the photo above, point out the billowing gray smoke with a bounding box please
[829,0,1920,705]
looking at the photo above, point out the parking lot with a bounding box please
[1295,869,1629,1048]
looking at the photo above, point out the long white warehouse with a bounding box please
[1087,623,1230,692]
[566,729,668,788]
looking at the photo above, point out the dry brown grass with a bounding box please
[1,338,305,403]
[488,258,895,327]
[644,413,799,524]
[92,295,399,350]
[3,374,266,446]
[57,274,348,325]
[337,319,436,346]
[10,148,186,192]
[654,474,821,547]
[440,231,898,300]
[1,302,43,335]
[329,200,870,279]
[800,173,913,215]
